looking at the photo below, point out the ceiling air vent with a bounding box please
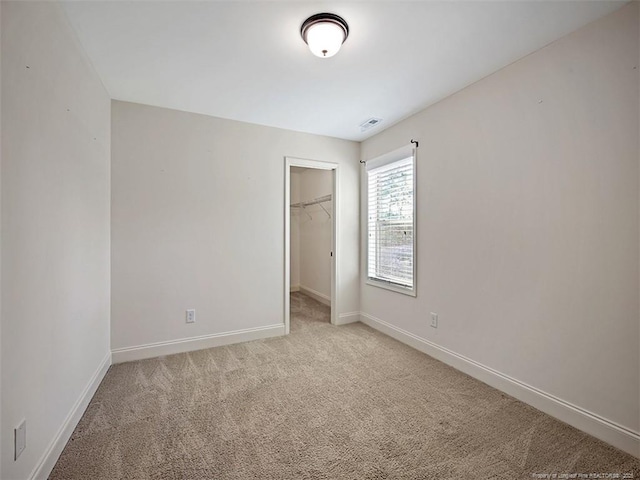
[360,117,383,132]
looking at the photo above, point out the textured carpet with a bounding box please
[51,292,639,479]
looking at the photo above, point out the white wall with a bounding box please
[111,101,360,353]
[361,2,639,442]
[1,2,111,478]
[298,169,333,301]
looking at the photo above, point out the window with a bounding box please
[366,146,416,296]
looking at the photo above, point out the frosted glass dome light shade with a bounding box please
[305,22,344,58]
[301,13,349,58]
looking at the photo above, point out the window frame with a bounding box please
[365,144,417,297]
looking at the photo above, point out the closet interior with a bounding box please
[289,167,333,324]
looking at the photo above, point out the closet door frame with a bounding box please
[284,157,339,334]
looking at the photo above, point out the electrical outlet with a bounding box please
[430,312,438,329]
[14,419,26,460]
[186,309,196,324]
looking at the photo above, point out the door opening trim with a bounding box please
[284,157,339,334]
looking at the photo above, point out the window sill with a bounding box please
[366,278,416,297]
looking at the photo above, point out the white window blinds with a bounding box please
[367,151,415,290]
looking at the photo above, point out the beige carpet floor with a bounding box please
[51,292,639,479]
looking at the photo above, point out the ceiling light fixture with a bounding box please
[300,13,349,58]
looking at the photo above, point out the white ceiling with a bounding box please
[61,1,625,141]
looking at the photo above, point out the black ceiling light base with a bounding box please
[300,13,350,46]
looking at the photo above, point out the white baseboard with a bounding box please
[30,351,112,480]
[336,311,360,326]
[290,285,300,292]
[299,285,331,306]
[111,324,285,364]
[359,312,640,459]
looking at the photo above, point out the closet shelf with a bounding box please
[290,194,331,209]
[290,194,332,219]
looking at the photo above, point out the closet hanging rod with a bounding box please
[290,194,332,209]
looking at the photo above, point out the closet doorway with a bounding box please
[284,157,339,335]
